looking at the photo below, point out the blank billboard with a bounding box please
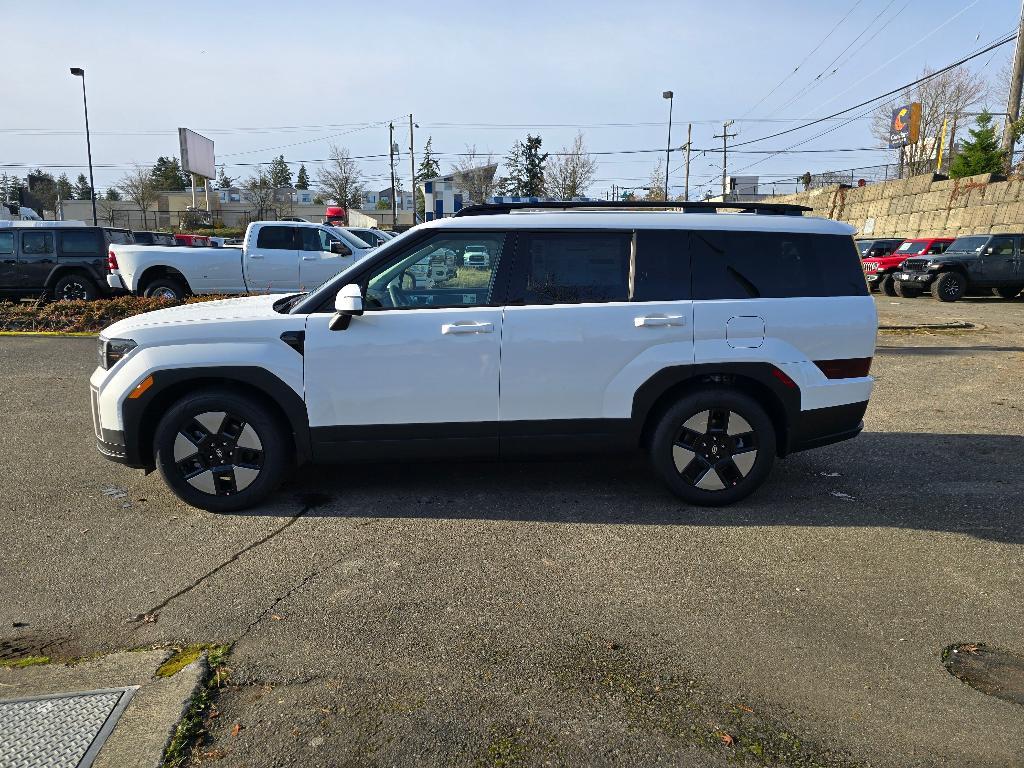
[178,128,216,179]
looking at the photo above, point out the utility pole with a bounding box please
[1002,0,1024,169]
[682,123,692,202]
[714,120,737,199]
[409,114,416,225]
[69,67,97,225]
[389,122,397,230]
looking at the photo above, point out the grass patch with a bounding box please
[0,295,229,335]
[161,644,232,768]
[0,655,50,669]
[156,643,227,679]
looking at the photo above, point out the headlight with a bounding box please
[98,337,137,370]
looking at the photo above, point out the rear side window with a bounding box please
[692,230,867,299]
[59,230,102,255]
[515,231,631,304]
[633,229,690,301]
[0,232,13,255]
[256,226,297,250]
[21,232,54,255]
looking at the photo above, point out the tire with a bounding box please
[52,272,99,302]
[649,389,776,507]
[932,271,965,302]
[143,277,188,302]
[880,274,898,296]
[992,286,1022,299]
[153,389,290,512]
[893,280,920,298]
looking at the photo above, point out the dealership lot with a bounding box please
[1,295,1022,767]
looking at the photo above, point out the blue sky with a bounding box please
[2,0,1017,199]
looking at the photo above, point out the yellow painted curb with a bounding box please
[0,330,97,337]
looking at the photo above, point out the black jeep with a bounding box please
[894,233,1024,302]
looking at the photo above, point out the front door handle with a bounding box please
[302,255,317,261]
[635,315,685,328]
[249,254,264,259]
[442,322,494,335]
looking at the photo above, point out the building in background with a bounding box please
[360,187,413,212]
[419,163,498,220]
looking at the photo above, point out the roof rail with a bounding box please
[452,200,812,217]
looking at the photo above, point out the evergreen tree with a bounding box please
[75,173,92,200]
[150,156,189,190]
[416,137,442,183]
[295,164,310,190]
[104,187,122,201]
[950,111,1007,179]
[56,173,74,202]
[498,134,547,196]
[216,167,235,189]
[26,170,58,213]
[268,155,293,188]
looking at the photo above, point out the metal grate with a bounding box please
[0,688,137,768]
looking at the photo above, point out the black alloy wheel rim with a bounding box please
[672,409,759,491]
[943,277,962,298]
[60,281,88,301]
[172,411,264,496]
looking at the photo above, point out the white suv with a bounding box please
[90,201,876,512]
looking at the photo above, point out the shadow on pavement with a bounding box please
[237,432,1024,544]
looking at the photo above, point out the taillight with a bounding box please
[814,358,873,379]
[107,251,118,271]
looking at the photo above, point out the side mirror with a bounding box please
[984,246,996,255]
[330,241,352,257]
[329,283,363,331]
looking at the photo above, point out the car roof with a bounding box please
[420,211,856,236]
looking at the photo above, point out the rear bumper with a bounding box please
[786,401,868,454]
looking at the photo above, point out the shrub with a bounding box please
[0,295,228,334]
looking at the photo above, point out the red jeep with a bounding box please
[862,237,953,296]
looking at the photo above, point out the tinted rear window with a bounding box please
[633,229,690,301]
[692,230,867,299]
[256,226,296,250]
[60,230,102,255]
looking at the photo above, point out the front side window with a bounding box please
[364,232,507,309]
[990,237,1014,256]
[317,229,340,251]
[515,231,631,305]
[21,232,54,255]
[0,232,13,255]
[256,226,296,250]
[60,230,102,255]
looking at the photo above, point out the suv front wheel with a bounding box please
[649,390,776,506]
[153,390,289,512]
[932,271,965,302]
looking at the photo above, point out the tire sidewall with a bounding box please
[144,279,187,302]
[53,273,98,302]
[154,390,288,512]
[649,389,777,507]
[880,274,898,296]
[933,271,964,302]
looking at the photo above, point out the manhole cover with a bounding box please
[944,643,1024,706]
[0,687,137,768]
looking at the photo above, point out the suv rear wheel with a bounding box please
[649,390,776,506]
[932,271,965,302]
[992,286,1022,299]
[153,390,289,512]
[52,272,99,302]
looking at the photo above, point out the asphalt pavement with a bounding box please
[1,294,1022,767]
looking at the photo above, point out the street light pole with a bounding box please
[70,67,97,225]
[662,91,674,199]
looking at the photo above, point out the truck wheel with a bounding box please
[648,389,776,506]
[153,389,290,513]
[880,274,898,296]
[143,277,189,302]
[992,286,1022,299]
[52,272,99,302]
[893,281,919,298]
[932,271,965,302]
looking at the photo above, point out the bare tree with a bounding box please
[645,159,666,201]
[451,145,497,205]
[317,145,364,223]
[117,166,158,228]
[242,167,275,220]
[544,131,599,199]
[871,66,988,176]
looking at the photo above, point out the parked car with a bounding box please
[280,216,311,223]
[856,238,903,259]
[862,237,953,296]
[107,221,374,301]
[90,200,876,512]
[174,233,212,248]
[894,233,1024,301]
[0,223,134,300]
[132,231,178,247]
[464,243,490,267]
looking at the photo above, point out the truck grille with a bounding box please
[902,258,928,273]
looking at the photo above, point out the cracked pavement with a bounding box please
[1,294,1023,767]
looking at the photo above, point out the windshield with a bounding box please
[945,236,988,254]
[896,241,927,254]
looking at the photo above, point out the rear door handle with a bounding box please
[302,255,317,261]
[442,322,494,335]
[635,315,685,327]
[249,254,264,259]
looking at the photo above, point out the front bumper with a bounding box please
[91,384,145,468]
[895,271,934,286]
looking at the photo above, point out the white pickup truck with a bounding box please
[107,221,375,300]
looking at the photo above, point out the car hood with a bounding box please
[101,294,286,338]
